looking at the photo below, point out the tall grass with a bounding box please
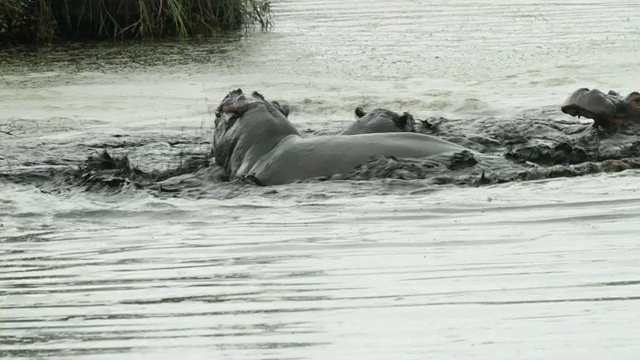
[0,0,272,44]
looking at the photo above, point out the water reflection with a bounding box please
[2,0,640,359]
[0,34,249,77]
[2,183,640,359]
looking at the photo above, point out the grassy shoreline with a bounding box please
[0,0,272,44]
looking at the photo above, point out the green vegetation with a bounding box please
[0,0,272,44]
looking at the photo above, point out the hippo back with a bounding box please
[250,132,469,185]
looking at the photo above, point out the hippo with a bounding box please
[213,89,471,185]
[561,88,640,128]
[262,100,415,136]
[340,107,416,135]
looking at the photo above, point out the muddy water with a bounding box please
[2,0,640,359]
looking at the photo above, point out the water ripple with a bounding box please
[2,0,640,359]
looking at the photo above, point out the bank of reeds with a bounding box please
[0,0,272,44]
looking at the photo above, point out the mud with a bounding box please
[2,96,640,197]
[417,108,640,164]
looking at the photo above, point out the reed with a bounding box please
[0,0,272,44]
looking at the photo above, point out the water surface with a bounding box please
[2,0,640,359]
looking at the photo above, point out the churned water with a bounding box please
[1,0,640,359]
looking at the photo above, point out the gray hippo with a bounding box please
[213,89,471,185]
[282,103,416,136]
[340,107,416,135]
[561,88,640,128]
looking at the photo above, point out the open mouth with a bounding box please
[216,94,254,118]
[222,105,242,114]
[561,88,619,126]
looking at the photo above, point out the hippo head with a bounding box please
[561,88,640,128]
[340,107,416,135]
[213,89,298,177]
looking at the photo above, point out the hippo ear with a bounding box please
[252,91,265,100]
[355,107,367,118]
[280,104,290,117]
[393,112,413,129]
[272,101,290,117]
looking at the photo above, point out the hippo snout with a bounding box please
[561,88,618,127]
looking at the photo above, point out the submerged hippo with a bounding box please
[561,88,640,128]
[340,107,416,135]
[213,89,470,185]
[263,100,415,136]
